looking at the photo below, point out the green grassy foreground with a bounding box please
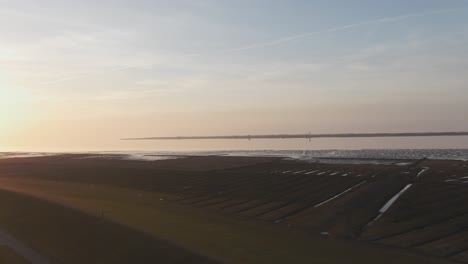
[0,177,451,264]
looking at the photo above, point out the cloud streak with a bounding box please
[211,8,461,54]
[41,8,462,85]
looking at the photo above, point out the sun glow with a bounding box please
[0,85,29,137]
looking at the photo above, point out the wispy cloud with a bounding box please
[210,8,461,54]
[40,8,462,85]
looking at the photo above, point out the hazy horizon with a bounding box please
[2,1,468,151]
[1,136,467,153]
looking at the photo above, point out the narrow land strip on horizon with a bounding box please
[122,131,468,140]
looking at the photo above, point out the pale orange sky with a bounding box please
[1,1,468,151]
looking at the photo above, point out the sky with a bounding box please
[1,0,468,151]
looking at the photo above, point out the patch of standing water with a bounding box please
[0,152,58,159]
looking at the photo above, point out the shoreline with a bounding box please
[2,149,468,163]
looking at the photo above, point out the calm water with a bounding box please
[119,136,468,151]
[2,136,468,161]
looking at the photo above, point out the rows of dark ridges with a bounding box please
[1,155,467,263]
[167,159,468,263]
[361,159,468,263]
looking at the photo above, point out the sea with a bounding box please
[1,136,468,162]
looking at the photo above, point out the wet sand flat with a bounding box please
[0,155,465,263]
